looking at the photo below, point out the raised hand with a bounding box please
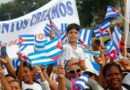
[0,56,7,64]
[93,55,105,67]
[57,64,65,79]
[118,58,130,71]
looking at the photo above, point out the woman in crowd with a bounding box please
[103,62,130,90]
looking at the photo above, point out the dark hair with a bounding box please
[5,74,16,79]
[103,62,122,78]
[94,39,101,46]
[66,23,80,33]
[23,61,33,71]
[15,61,33,76]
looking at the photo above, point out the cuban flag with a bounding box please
[35,39,48,52]
[79,29,93,48]
[74,74,89,90]
[27,38,62,66]
[105,41,117,61]
[44,24,51,37]
[18,34,35,46]
[60,23,68,42]
[60,31,67,42]
[93,20,110,38]
[84,50,100,75]
[49,19,62,38]
[111,25,122,53]
[44,23,67,42]
[105,6,120,19]
[18,34,35,57]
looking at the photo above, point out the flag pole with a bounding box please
[115,2,129,59]
[124,0,129,59]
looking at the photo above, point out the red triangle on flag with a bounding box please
[105,49,117,62]
[99,27,104,34]
[19,37,24,44]
[56,40,62,49]
[17,53,27,60]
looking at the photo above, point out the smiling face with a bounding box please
[66,29,79,43]
[22,67,33,84]
[66,64,81,80]
[105,66,122,90]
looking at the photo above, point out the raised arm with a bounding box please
[0,66,11,90]
[57,64,66,90]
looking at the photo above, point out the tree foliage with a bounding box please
[0,0,50,20]
[76,0,119,27]
[0,0,122,28]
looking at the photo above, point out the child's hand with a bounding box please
[93,55,105,67]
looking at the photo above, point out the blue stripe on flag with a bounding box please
[32,60,56,66]
[35,40,48,51]
[111,25,122,53]
[44,24,51,37]
[20,35,35,37]
[79,29,93,47]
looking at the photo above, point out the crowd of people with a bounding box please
[0,23,130,90]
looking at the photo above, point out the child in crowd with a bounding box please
[60,23,86,70]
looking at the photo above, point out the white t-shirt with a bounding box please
[22,81,42,90]
[60,43,86,66]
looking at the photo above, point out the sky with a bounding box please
[0,0,14,4]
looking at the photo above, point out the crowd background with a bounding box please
[1,0,130,90]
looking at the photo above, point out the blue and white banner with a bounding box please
[0,0,79,47]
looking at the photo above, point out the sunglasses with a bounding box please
[68,69,81,74]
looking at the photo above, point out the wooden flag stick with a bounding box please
[123,0,129,59]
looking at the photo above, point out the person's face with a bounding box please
[66,64,81,79]
[67,29,79,43]
[22,67,33,84]
[105,66,122,89]
[92,42,98,50]
[6,76,15,83]
[50,30,55,39]
[10,81,21,90]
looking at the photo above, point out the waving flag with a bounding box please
[19,34,35,46]
[18,34,35,55]
[79,29,93,48]
[35,39,48,51]
[44,24,51,37]
[93,20,110,38]
[105,6,120,19]
[83,50,100,75]
[60,31,67,42]
[28,38,62,66]
[105,41,117,61]
[49,19,62,38]
[74,74,89,90]
[111,25,122,53]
